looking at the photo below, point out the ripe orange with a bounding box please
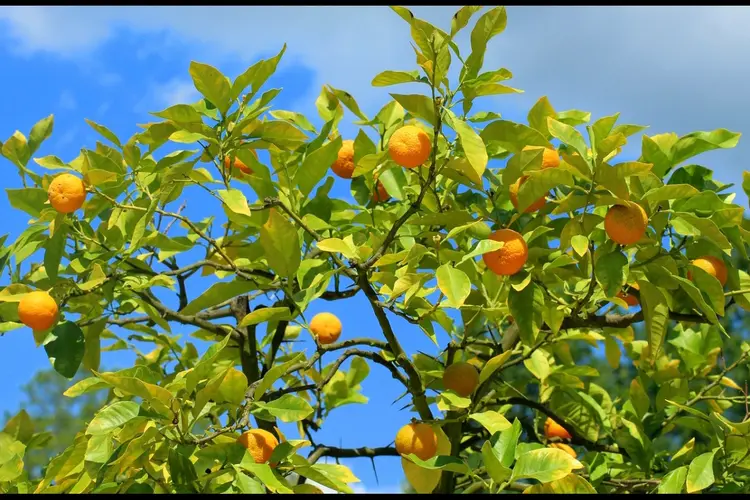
[238,429,279,464]
[331,140,355,179]
[522,145,560,169]
[544,417,572,440]
[224,149,257,175]
[548,443,577,458]
[309,312,342,345]
[395,423,438,461]
[617,283,640,307]
[17,291,58,332]
[372,181,390,203]
[509,175,546,213]
[604,204,648,246]
[689,256,728,286]
[442,362,480,397]
[482,229,528,276]
[388,126,431,169]
[48,173,86,214]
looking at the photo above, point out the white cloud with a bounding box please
[134,78,200,114]
[58,90,77,110]
[3,5,750,191]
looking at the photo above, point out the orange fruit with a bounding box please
[544,417,571,440]
[395,423,438,461]
[224,149,257,175]
[48,173,86,214]
[238,429,279,464]
[372,181,390,203]
[309,312,342,345]
[331,140,355,179]
[482,229,528,276]
[17,291,59,332]
[509,175,546,213]
[548,443,577,458]
[689,256,728,287]
[617,282,640,307]
[522,145,560,169]
[388,126,431,169]
[604,204,648,246]
[442,362,480,397]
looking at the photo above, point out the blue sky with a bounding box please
[1,5,749,493]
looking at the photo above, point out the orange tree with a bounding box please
[1,5,750,495]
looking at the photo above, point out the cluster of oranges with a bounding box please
[331,125,432,204]
[16,172,88,334]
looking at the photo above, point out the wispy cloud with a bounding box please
[96,102,111,116]
[58,90,77,110]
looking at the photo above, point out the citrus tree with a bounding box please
[2,5,750,494]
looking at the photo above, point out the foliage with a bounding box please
[2,4,750,494]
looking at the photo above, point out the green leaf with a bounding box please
[239,307,292,327]
[405,454,470,474]
[169,447,198,486]
[150,105,203,124]
[44,219,67,281]
[218,368,248,405]
[390,93,436,126]
[686,451,715,493]
[481,440,512,484]
[509,283,544,345]
[524,474,597,494]
[28,115,54,155]
[547,117,588,158]
[511,448,583,484]
[436,263,471,308]
[470,411,512,435]
[659,466,688,494]
[372,70,421,87]
[528,96,556,137]
[316,238,357,260]
[6,188,48,218]
[231,44,286,101]
[218,189,253,218]
[450,6,483,37]
[238,462,292,493]
[642,184,700,202]
[524,349,550,380]
[253,394,314,423]
[480,120,551,153]
[463,7,507,81]
[492,419,523,468]
[95,371,172,416]
[43,321,85,379]
[478,351,512,385]
[86,401,140,436]
[571,235,589,257]
[671,129,741,166]
[459,239,503,264]
[253,352,305,400]
[260,208,300,279]
[181,280,257,316]
[295,136,342,197]
[234,469,265,493]
[327,86,368,121]
[189,61,232,115]
[84,119,121,148]
[444,109,487,182]
[516,168,574,212]
[637,280,670,364]
[268,110,316,134]
[595,251,628,298]
[3,410,34,444]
